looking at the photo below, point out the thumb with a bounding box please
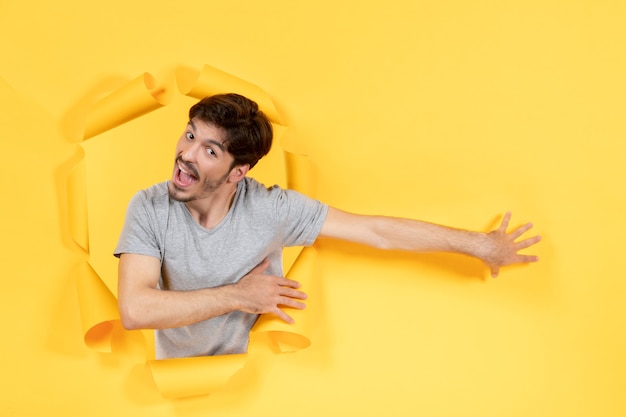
[490,265,500,278]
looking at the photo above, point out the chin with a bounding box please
[168,182,195,203]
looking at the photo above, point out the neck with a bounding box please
[184,183,238,229]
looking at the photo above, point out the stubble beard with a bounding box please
[168,160,231,203]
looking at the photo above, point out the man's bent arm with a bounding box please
[118,254,307,330]
[319,208,540,277]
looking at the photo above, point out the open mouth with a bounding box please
[174,161,199,187]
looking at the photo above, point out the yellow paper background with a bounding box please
[1,0,624,416]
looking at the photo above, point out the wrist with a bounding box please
[455,231,491,260]
[220,282,243,311]
[208,283,242,314]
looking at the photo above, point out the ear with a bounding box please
[228,164,250,183]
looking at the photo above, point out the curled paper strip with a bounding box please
[76,261,120,352]
[66,157,89,251]
[250,240,318,353]
[83,73,172,140]
[72,64,318,398]
[176,65,282,125]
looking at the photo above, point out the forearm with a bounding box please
[119,284,240,330]
[371,216,491,259]
[322,208,492,259]
[117,253,245,330]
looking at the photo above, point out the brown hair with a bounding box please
[188,93,273,169]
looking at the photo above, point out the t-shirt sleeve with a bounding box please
[114,191,163,260]
[272,187,329,247]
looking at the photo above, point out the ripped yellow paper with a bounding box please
[83,73,173,140]
[66,157,89,251]
[250,245,318,353]
[76,261,120,352]
[147,354,248,399]
[71,64,319,399]
[176,65,282,125]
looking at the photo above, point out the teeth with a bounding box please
[178,163,195,178]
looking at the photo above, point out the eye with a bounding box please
[185,131,194,140]
[206,147,216,156]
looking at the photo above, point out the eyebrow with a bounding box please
[188,120,227,153]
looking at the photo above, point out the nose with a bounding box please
[180,138,201,162]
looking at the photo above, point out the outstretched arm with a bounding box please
[319,208,540,277]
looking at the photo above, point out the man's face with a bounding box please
[168,118,236,203]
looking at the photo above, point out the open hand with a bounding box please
[483,212,541,278]
[233,258,307,323]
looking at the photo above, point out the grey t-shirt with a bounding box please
[114,177,328,359]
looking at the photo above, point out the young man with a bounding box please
[115,93,541,359]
